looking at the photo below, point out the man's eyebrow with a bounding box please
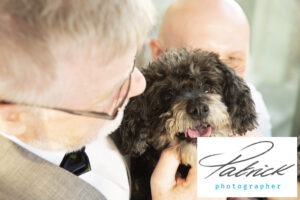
[226,51,246,59]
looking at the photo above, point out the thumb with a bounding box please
[151,147,180,193]
[186,159,198,184]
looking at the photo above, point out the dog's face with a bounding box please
[112,49,257,164]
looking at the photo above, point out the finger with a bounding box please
[229,134,240,137]
[244,131,263,137]
[175,177,185,185]
[186,161,226,200]
[186,159,198,184]
[151,147,180,192]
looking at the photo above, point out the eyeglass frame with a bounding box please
[0,64,135,120]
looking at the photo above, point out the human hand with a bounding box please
[229,131,263,137]
[150,147,226,200]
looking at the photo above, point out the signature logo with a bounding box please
[198,141,295,179]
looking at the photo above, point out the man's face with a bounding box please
[151,0,250,77]
[1,42,146,151]
[171,20,249,77]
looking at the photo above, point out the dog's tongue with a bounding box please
[185,126,212,138]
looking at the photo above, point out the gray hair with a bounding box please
[0,0,155,104]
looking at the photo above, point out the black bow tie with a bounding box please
[59,147,91,176]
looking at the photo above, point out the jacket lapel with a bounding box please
[0,135,106,200]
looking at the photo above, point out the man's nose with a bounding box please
[127,68,146,98]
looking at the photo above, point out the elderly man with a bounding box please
[149,0,272,137]
[0,1,213,200]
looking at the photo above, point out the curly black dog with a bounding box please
[111,48,257,200]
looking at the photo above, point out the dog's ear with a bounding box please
[110,96,150,156]
[215,61,257,135]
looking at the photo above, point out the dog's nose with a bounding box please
[186,101,209,119]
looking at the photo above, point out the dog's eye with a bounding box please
[161,89,174,101]
[163,95,171,101]
[203,85,214,94]
[163,93,172,101]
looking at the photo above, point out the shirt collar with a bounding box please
[0,132,66,166]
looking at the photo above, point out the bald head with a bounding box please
[150,0,250,77]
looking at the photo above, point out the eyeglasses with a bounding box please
[0,64,135,120]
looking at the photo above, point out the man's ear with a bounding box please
[149,39,163,61]
[0,105,26,136]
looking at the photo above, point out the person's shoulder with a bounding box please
[246,81,266,107]
[245,81,272,137]
[246,81,261,96]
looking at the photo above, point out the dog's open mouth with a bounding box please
[185,125,212,138]
[176,124,212,139]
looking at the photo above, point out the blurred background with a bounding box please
[136,0,300,137]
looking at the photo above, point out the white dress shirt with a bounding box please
[0,132,130,200]
[247,82,272,137]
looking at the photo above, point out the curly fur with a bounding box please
[110,48,257,200]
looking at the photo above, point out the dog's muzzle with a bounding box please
[186,99,209,119]
[185,99,212,138]
[185,125,212,138]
